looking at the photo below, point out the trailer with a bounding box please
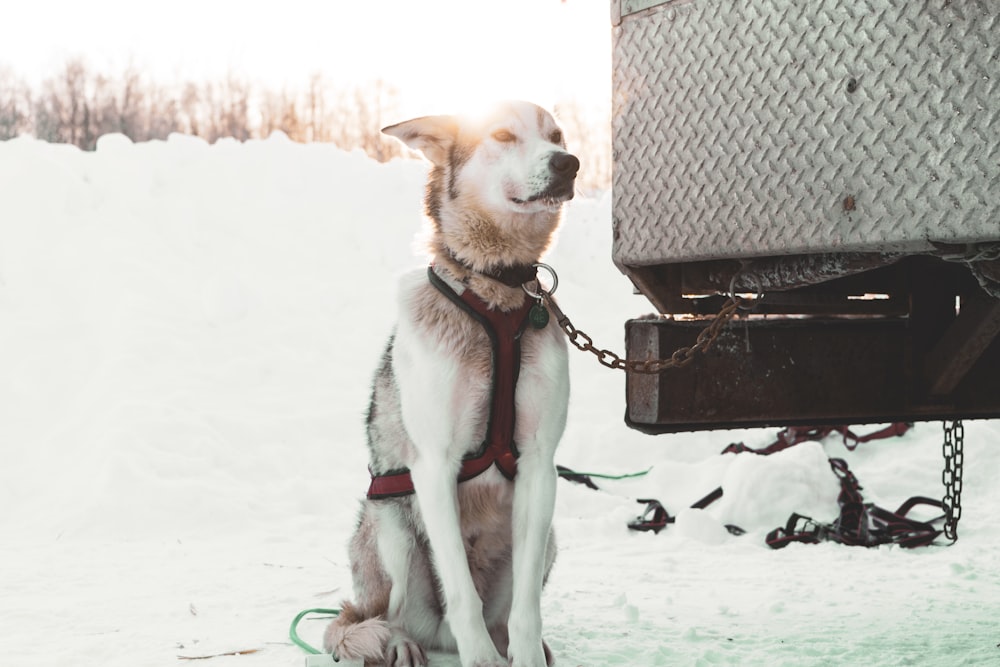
[610,0,1000,433]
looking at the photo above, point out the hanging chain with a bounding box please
[540,292,743,374]
[941,419,965,542]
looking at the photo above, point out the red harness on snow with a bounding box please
[625,422,948,549]
[366,267,535,500]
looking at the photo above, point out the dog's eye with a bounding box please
[491,130,517,143]
[550,130,563,145]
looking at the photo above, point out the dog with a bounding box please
[323,101,579,667]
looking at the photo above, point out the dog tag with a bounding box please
[529,301,549,329]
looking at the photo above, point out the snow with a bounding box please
[2,133,999,666]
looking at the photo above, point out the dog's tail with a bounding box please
[322,601,391,662]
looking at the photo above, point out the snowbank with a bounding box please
[1,135,998,666]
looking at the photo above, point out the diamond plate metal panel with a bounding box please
[612,0,1000,268]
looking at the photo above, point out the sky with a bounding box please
[0,0,612,118]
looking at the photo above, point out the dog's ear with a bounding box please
[382,115,458,167]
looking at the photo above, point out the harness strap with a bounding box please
[722,423,912,456]
[765,455,945,548]
[366,267,534,500]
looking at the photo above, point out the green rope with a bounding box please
[289,608,340,655]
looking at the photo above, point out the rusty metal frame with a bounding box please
[624,257,1000,433]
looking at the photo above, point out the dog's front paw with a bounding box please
[463,650,507,667]
[469,660,508,667]
[386,633,427,667]
[541,640,554,666]
[507,640,553,667]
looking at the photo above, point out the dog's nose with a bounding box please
[549,152,580,176]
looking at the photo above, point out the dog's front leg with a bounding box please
[507,337,568,667]
[506,446,559,667]
[409,461,507,667]
[396,327,507,667]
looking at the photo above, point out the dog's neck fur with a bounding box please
[429,206,561,312]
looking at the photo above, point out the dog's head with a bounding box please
[383,101,579,222]
[382,101,579,274]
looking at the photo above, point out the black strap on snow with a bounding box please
[555,465,600,490]
[624,422,946,548]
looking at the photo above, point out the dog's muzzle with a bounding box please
[513,152,581,205]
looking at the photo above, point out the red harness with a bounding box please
[366,267,535,500]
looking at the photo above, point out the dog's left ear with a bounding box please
[382,115,458,167]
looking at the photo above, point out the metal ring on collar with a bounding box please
[728,270,764,309]
[522,262,559,298]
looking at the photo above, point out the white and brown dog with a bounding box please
[323,101,578,667]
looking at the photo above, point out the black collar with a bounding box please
[445,250,537,288]
[482,263,538,288]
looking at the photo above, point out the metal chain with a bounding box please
[538,275,970,543]
[540,293,742,374]
[942,419,965,542]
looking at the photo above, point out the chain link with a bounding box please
[942,419,965,542]
[540,293,742,374]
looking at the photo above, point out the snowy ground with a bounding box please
[1,134,998,666]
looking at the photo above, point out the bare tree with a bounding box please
[259,87,305,140]
[178,81,202,137]
[32,58,90,146]
[0,68,30,140]
[144,83,183,141]
[175,74,253,143]
[354,79,404,161]
[218,74,251,142]
[105,65,144,137]
[305,73,330,142]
